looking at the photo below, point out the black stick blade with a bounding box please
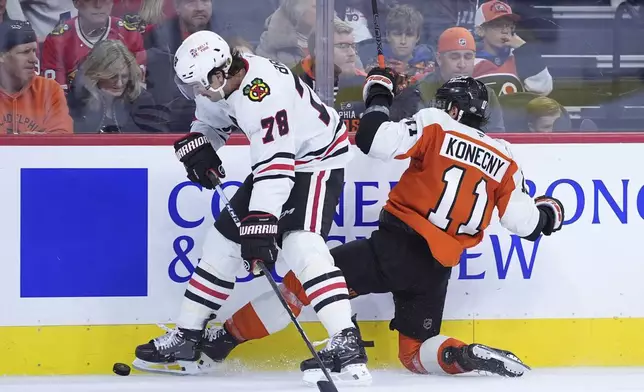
[317,380,338,392]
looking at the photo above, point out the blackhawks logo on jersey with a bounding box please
[243,78,270,102]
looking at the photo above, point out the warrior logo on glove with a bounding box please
[175,135,209,160]
[173,133,226,189]
[239,223,278,236]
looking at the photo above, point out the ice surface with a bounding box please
[1,368,644,392]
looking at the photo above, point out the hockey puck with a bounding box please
[113,362,131,376]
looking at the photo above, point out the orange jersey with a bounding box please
[369,108,540,267]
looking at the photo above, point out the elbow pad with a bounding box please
[356,109,389,155]
[522,208,549,242]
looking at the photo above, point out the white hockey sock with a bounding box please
[282,231,354,337]
[301,266,353,336]
[176,227,243,330]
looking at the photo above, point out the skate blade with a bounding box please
[471,345,530,377]
[131,356,219,376]
[303,364,372,387]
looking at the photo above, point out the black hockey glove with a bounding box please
[535,195,564,235]
[174,133,225,190]
[362,67,397,107]
[239,211,279,276]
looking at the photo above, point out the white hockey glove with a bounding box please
[534,195,564,235]
[362,67,396,107]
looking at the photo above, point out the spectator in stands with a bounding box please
[11,0,77,42]
[293,18,366,129]
[397,0,480,45]
[255,0,318,68]
[391,26,505,132]
[41,0,146,92]
[525,96,561,133]
[300,18,365,80]
[67,39,167,133]
[112,0,176,33]
[365,4,434,82]
[0,21,72,134]
[340,0,379,43]
[144,0,213,51]
[473,0,553,96]
[144,0,219,133]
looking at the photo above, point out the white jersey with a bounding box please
[190,53,352,218]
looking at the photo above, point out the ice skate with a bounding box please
[201,324,241,362]
[132,325,215,375]
[300,326,371,387]
[458,343,531,377]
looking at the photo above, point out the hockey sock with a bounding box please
[176,263,235,330]
[176,228,241,330]
[399,334,468,375]
[282,231,353,337]
[301,265,353,336]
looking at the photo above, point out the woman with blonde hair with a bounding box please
[67,39,168,133]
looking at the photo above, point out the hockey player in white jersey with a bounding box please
[132,30,370,382]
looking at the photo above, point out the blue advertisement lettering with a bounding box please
[166,175,644,286]
[490,235,540,280]
[458,250,485,279]
[638,185,644,219]
[592,179,628,223]
[168,181,204,228]
[333,182,346,227]
[168,235,197,283]
[355,182,380,227]
[457,235,540,280]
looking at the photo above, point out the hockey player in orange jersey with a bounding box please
[188,71,565,382]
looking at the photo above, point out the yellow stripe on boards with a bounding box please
[1,318,643,375]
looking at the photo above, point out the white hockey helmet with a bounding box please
[174,30,233,101]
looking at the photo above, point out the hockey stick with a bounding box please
[206,170,338,392]
[371,0,385,68]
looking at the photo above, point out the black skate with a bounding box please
[201,324,241,362]
[300,324,371,387]
[132,325,214,375]
[458,343,531,377]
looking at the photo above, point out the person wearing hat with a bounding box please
[389,26,505,133]
[0,20,73,134]
[473,0,552,97]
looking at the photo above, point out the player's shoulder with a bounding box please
[414,107,463,134]
[237,54,287,105]
[416,108,514,159]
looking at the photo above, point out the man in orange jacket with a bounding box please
[0,21,72,135]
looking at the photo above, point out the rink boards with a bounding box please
[1,134,643,375]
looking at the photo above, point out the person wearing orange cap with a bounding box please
[473,0,553,96]
[389,26,505,132]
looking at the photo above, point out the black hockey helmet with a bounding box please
[434,76,489,124]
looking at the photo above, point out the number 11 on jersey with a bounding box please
[428,166,489,236]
